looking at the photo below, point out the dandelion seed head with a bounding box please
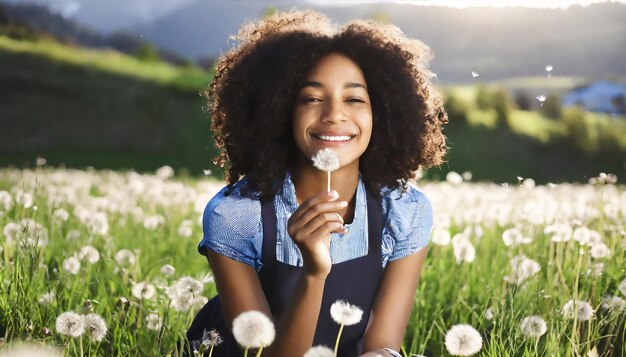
[82,313,107,342]
[78,245,100,263]
[131,281,156,300]
[145,313,163,331]
[160,264,176,276]
[304,346,334,357]
[619,278,626,297]
[601,295,626,313]
[312,149,340,172]
[520,316,547,337]
[330,300,363,326]
[590,243,610,259]
[38,292,55,306]
[62,256,80,275]
[114,249,136,267]
[444,324,482,356]
[55,312,84,337]
[562,300,594,321]
[232,310,275,348]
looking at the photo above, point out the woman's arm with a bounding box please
[360,246,429,354]
[207,190,347,356]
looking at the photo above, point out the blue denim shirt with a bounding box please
[198,172,433,272]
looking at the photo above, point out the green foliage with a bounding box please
[443,90,469,125]
[134,42,160,62]
[475,84,493,111]
[513,90,532,111]
[492,87,512,128]
[540,93,562,119]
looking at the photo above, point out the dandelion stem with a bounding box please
[327,171,331,192]
[334,324,345,356]
[244,347,249,357]
[209,344,215,357]
[255,346,264,357]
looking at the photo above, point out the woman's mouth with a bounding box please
[314,134,354,142]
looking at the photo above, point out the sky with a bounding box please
[304,0,625,8]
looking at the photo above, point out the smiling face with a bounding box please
[292,52,373,172]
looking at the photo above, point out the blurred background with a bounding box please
[1,0,625,183]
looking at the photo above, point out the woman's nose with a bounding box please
[321,100,347,123]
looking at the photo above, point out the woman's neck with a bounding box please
[290,159,359,223]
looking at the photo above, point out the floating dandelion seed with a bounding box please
[520,316,547,337]
[471,71,479,78]
[55,312,84,337]
[562,300,594,321]
[545,64,553,77]
[444,324,482,356]
[203,169,212,176]
[232,311,275,353]
[82,313,107,342]
[536,95,546,107]
[304,346,334,357]
[312,149,340,192]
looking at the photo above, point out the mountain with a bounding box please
[139,1,626,83]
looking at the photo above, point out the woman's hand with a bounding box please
[287,190,348,279]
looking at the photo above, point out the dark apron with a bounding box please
[184,190,384,356]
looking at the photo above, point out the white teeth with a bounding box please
[317,135,352,141]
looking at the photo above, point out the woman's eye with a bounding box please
[302,98,322,103]
[348,98,365,103]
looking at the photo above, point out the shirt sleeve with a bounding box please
[384,185,434,263]
[197,183,264,272]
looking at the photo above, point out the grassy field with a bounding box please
[0,167,624,356]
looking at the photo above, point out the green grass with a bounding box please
[0,168,624,356]
[0,35,213,91]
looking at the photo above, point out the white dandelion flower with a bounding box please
[562,300,594,321]
[232,310,275,348]
[588,346,599,357]
[114,249,136,267]
[502,227,531,247]
[0,343,62,357]
[55,312,84,337]
[446,171,463,185]
[155,165,175,180]
[601,295,626,313]
[453,240,475,264]
[330,300,363,326]
[520,316,547,337]
[38,292,55,306]
[15,190,33,208]
[78,245,100,264]
[444,324,483,356]
[82,313,107,342]
[509,254,541,286]
[62,256,80,275]
[0,190,12,213]
[432,228,451,246]
[312,149,340,191]
[619,278,626,297]
[544,223,572,242]
[484,307,494,321]
[166,276,204,312]
[312,148,340,172]
[53,208,69,222]
[585,262,604,277]
[143,215,165,230]
[145,313,163,331]
[160,264,176,277]
[131,281,156,300]
[304,345,334,357]
[177,220,193,237]
[590,243,611,259]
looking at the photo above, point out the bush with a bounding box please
[513,90,532,110]
[540,93,562,119]
[492,87,512,128]
[443,90,469,125]
[135,43,160,62]
[475,84,492,110]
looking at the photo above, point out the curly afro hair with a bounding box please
[206,9,448,200]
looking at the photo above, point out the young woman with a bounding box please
[186,9,447,357]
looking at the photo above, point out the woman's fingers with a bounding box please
[300,212,346,236]
[289,190,339,222]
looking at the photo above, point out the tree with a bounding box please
[443,90,469,125]
[492,87,511,128]
[513,90,532,110]
[475,84,492,111]
[135,43,160,62]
